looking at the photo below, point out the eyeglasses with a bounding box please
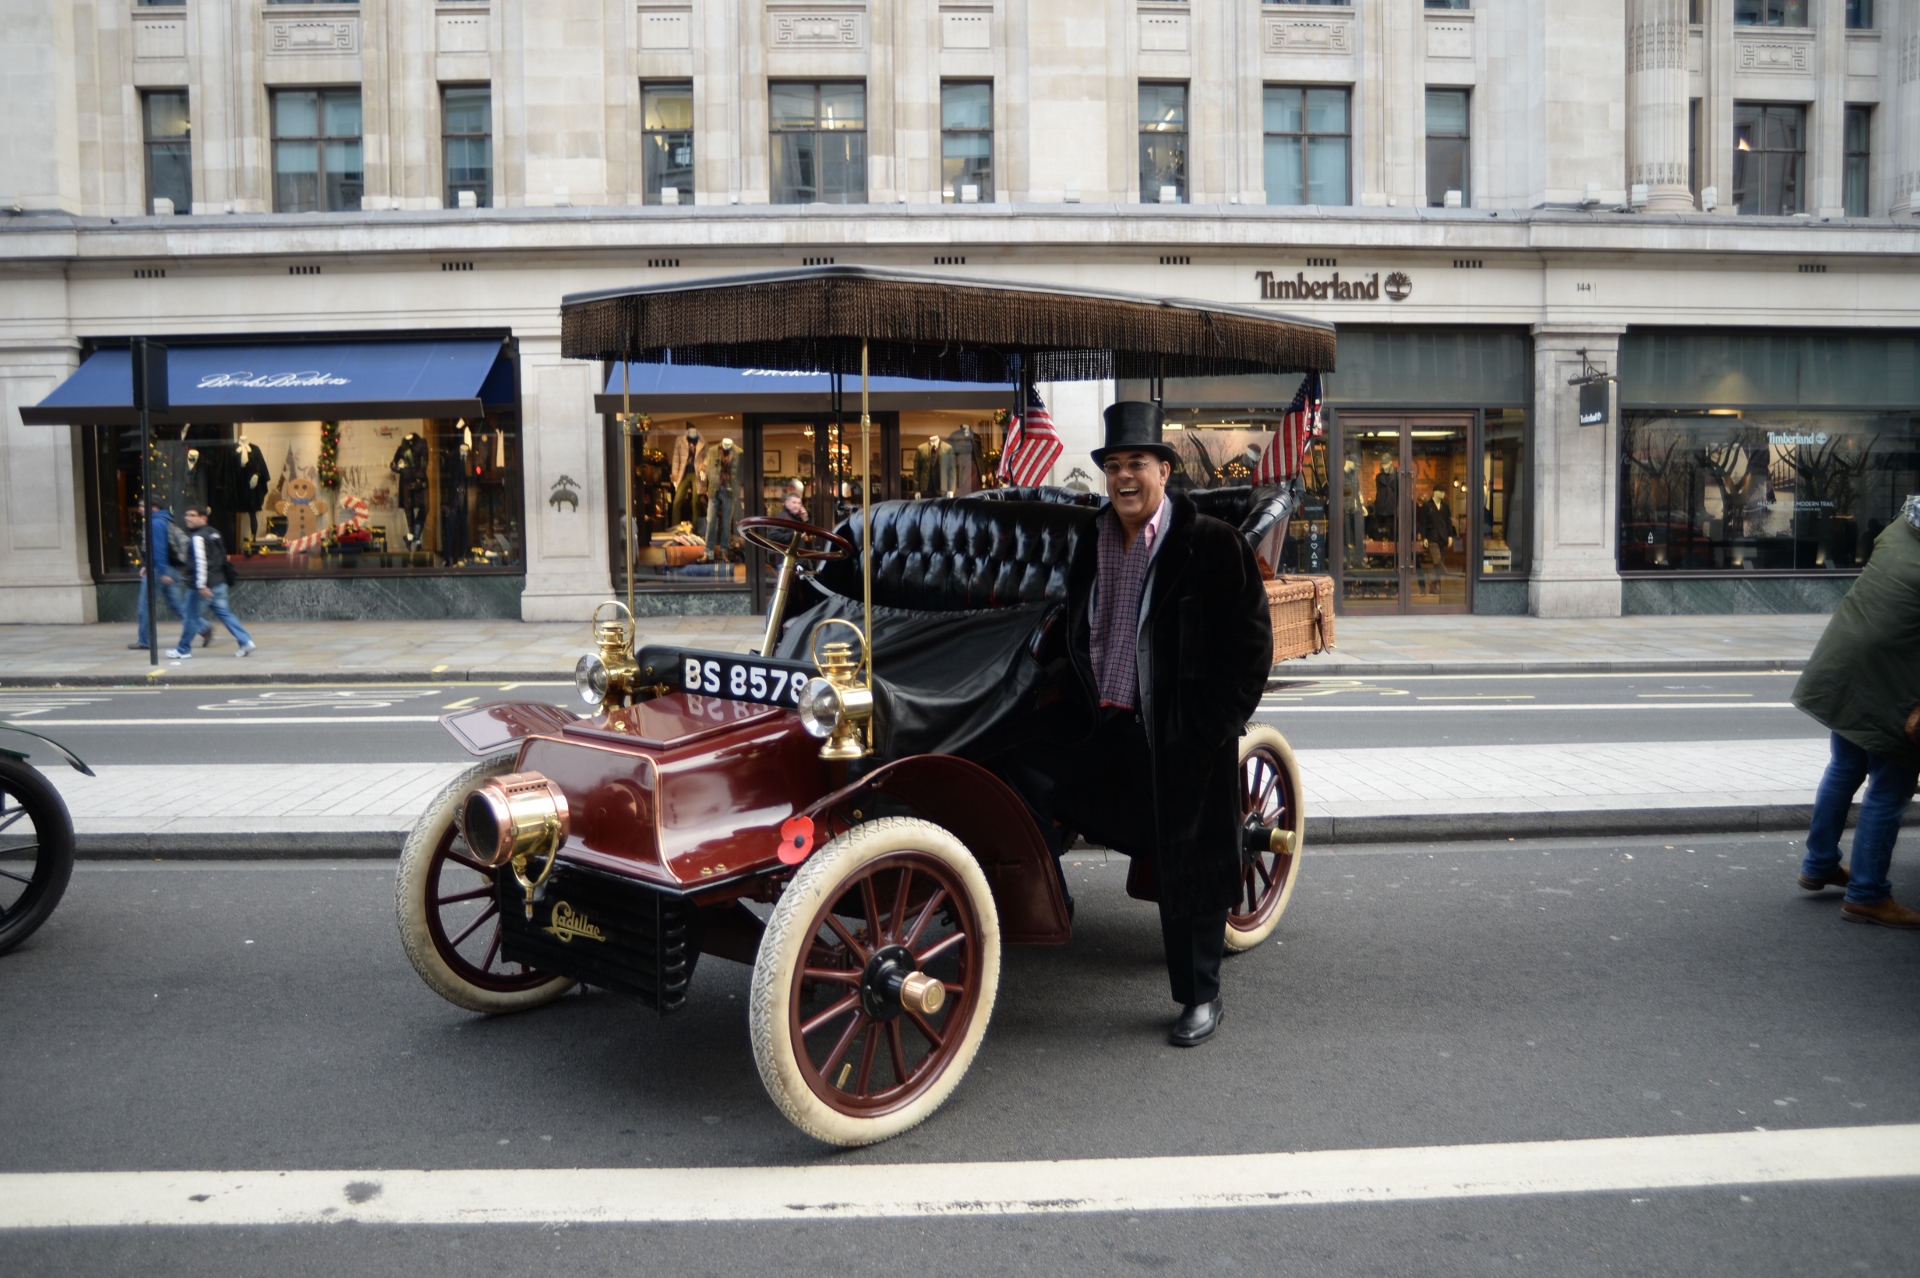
[1102,458,1163,477]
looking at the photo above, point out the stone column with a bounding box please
[1891,0,1920,216]
[1528,327,1626,619]
[1811,0,1847,218]
[0,344,97,624]
[1627,0,1692,212]
[517,341,615,622]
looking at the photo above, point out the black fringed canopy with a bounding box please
[560,266,1335,382]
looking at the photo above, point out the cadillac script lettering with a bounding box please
[543,901,606,944]
[196,371,352,389]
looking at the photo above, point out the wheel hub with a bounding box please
[857,944,945,1020]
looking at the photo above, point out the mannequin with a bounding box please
[913,433,952,498]
[234,434,271,548]
[703,437,743,557]
[1342,458,1365,568]
[669,424,705,526]
[438,423,471,565]
[390,431,430,550]
[1369,458,1400,543]
[945,424,976,495]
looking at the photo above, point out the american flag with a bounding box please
[998,387,1063,488]
[1252,373,1323,486]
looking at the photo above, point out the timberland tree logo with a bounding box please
[543,901,605,943]
[1255,270,1411,302]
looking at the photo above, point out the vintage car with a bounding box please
[394,267,1334,1145]
[0,727,88,956]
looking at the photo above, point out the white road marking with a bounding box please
[1257,702,1796,713]
[4,717,444,727]
[2,1125,1913,1229]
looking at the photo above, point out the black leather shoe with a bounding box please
[1798,866,1850,892]
[1168,999,1223,1047]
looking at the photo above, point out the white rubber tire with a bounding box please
[396,755,575,1014]
[749,817,1001,1147]
[1224,724,1306,953]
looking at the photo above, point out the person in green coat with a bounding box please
[1792,496,1920,928]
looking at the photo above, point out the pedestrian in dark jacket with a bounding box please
[130,500,209,651]
[1000,401,1273,1046]
[172,507,256,659]
[1791,496,1920,928]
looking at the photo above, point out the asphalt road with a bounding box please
[0,672,1819,765]
[3,830,1915,1275]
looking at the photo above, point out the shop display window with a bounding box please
[1161,409,1333,575]
[613,414,755,589]
[1482,408,1528,576]
[89,416,523,578]
[1620,412,1920,572]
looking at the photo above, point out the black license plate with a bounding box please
[636,646,818,709]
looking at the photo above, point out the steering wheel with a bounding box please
[737,516,856,563]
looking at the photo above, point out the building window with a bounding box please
[1688,98,1702,201]
[1844,106,1870,217]
[1263,1,1350,6]
[441,85,490,210]
[1263,86,1349,206]
[770,82,866,205]
[940,82,993,203]
[141,90,191,216]
[1734,0,1807,25]
[1424,0,1471,9]
[271,88,363,213]
[1732,103,1804,215]
[642,83,694,205]
[1847,0,1872,26]
[1139,83,1188,204]
[1425,89,1469,207]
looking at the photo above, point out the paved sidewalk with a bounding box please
[0,612,1828,686]
[45,737,1866,857]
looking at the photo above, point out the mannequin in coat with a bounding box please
[669,425,706,526]
[702,438,744,556]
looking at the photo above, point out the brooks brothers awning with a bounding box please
[594,361,1014,415]
[21,339,516,427]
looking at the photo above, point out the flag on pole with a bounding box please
[1253,373,1323,486]
[999,386,1063,488]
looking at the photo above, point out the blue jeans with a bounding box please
[177,584,252,653]
[135,576,199,647]
[1801,732,1919,906]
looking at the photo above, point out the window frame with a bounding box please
[141,89,192,216]
[440,84,492,211]
[270,86,364,214]
[1843,105,1870,218]
[1733,0,1808,26]
[939,80,994,204]
[641,81,695,205]
[768,80,869,206]
[1262,84,1351,207]
[1846,0,1872,27]
[1138,81,1190,204]
[1731,101,1806,216]
[1424,88,1471,208]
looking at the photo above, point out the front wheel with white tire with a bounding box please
[749,817,1000,1147]
[1225,725,1305,952]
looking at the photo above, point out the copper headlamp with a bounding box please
[460,771,571,868]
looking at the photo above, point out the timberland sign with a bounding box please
[1254,270,1410,302]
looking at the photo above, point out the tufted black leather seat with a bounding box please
[814,498,1097,611]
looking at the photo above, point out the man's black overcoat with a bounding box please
[1041,490,1274,917]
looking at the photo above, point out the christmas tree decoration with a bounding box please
[318,420,341,489]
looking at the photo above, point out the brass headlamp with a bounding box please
[575,600,640,711]
[798,619,874,761]
[461,770,571,919]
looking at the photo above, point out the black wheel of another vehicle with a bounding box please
[0,755,77,956]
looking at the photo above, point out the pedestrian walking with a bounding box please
[171,506,256,660]
[130,499,209,652]
[1792,495,1920,928]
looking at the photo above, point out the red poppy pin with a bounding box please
[778,815,815,866]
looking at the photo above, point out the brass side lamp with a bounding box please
[574,600,640,712]
[797,618,874,761]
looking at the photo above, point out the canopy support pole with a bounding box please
[860,338,873,750]
[621,355,634,620]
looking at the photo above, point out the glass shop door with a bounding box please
[1333,413,1473,614]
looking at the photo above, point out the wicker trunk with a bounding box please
[1265,575,1335,662]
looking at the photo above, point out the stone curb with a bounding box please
[1270,657,1804,684]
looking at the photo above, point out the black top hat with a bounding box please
[1092,400,1179,466]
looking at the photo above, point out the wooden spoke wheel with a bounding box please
[395,756,574,1014]
[750,817,1000,1146]
[1225,725,1305,953]
[0,755,75,957]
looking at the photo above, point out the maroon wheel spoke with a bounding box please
[800,993,860,1038]
[822,912,871,961]
[915,930,967,966]
[435,885,493,907]
[887,1021,910,1087]
[445,850,493,875]
[819,1009,867,1077]
[480,922,502,971]
[859,876,884,946]
[905,1008,944,1051]
[1254,859,1274,891]
[801,967,861,987]
[902,887,948,950]
[854,1022,881,1094]
[888,868,913,943]
[448,901,500,949]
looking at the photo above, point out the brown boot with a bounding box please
[1841,898,1920,930]
[1798,866,1850,892]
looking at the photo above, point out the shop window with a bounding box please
[442,85,491,210]
[1425,89,1469,208]
[642,82,694,205]
[1733,103,1804,215]
[1139,83,1188,204]
[1482,410,1528,577]
[1158,408,1333,575]
[1734,0,1807,24]
[1621,413,1919,573]
[272,88,363,213]
[1844,106,1870,218]
[142,90,192,216]
[1847,0,1873,27]
[941,82,993,204]
[1264,86,1350,207]
[770,82,867,205]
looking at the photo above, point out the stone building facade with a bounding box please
[4,0,1918,625]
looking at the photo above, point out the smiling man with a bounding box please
[1007,401,1273,1046]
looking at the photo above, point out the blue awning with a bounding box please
[595,361,1014,414]
[20,339,515,426]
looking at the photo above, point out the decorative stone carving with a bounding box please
[437,12,487,54]
[132,16,187,61]
[942,11,988,51]
[1426,23,1471,61]
[1141,14,1187,54]
[1627,16,1685,72]
[1628,0,1691,212]
[1263,19,1350,54]
[1736,38,1811,74]
[1897,32,1920,85]
[266,17,359,55]
[640,10,690,50]
[771,13,862,48]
